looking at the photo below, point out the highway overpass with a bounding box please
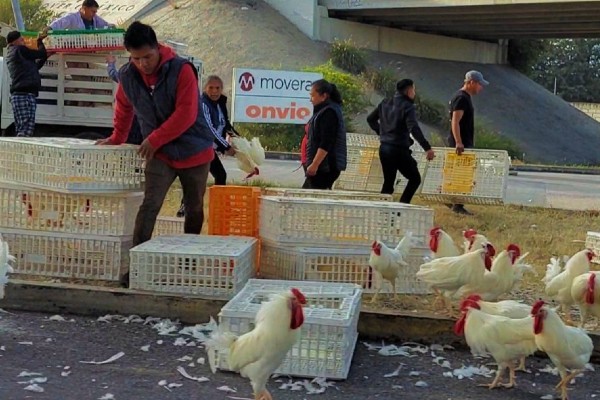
[319,0,600,40]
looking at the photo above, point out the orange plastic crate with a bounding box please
[208,185,261,237]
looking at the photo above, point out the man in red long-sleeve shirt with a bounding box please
[98,22,214,282]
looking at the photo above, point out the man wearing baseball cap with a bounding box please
[447,70,489,215]
[5,31,48,137]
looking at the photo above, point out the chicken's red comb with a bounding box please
[463,229,477,239]
[291,288,307,305]
[459,298,480,311]
[507,244,521,257]
[486,243,496,257]
[371,241,378,249]
[429,227,441,235]
[466,294,482,303]
[531,300,545,316]
[586,273,596,305]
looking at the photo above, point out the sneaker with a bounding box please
[176,203,185,218]
[452,205,473,216]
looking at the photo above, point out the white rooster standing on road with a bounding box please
[532,300,594,400]
[230,135,265,179]
[454,297,538,389]
[207,288,306,400]
[0,234,15,300]
[368,232,416,303]
[544,249,593,325]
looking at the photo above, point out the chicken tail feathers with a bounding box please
[542,256,563,284]
[206,330,238,374]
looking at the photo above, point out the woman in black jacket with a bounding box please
[303,79,346,190]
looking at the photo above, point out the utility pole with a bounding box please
[553,77,557,95]
[11,0,26,31]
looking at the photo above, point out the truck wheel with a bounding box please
[75,131,106,140]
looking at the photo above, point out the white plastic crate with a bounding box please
[262,188,393,202]
[129,235,257,297]
[336,134,509,205]
[211,279,361,379]
[586,231,600,264]
[45,29,125,52]
[0,184,142,236]
[0,138,144,193]
[153,216,185,237]
[259,196,433,246]
[260,241,431,294]
[0,227,130,281]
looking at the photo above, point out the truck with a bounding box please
[0,27,202,140]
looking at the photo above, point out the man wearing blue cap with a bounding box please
[447,70,489,215]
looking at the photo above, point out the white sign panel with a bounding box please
[232,68,322,124]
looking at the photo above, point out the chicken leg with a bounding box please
[478,365,506,389]
[390,279,399,301]
[255,389,273,400]
[515,357,527,372]
[555,369,580,400]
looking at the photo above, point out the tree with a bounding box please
[0,0,55,51]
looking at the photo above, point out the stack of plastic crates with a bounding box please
[209,279,362,379]
[335,133,510,205]
[0,137,144,282]
[44,29,125,52]
[129,235,258,298]
[258,196,434,295]
[586,231,600,264]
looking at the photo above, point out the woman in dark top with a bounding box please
[302,79,346,190]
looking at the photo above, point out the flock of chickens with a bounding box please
[369,227,598,400]
[1,224,598,400]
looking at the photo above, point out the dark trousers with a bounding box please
[302,168,340,190]
[210,151,227,185]
[133,157,210,246]
[379,143,421,204]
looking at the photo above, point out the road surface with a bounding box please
[220,158,600,210]
[0,311,598,400]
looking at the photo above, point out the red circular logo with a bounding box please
[239,72,255,92]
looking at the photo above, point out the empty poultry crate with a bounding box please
[129,235,258,297]
[210,279,362,379]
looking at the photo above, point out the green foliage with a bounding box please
[0,0,55,50]
[304,60,367,119]
[234,123,304,152]
[329,38,367,75]
[507,39,548,73]
[474,121,522,160]
[414,95,450,133]
[363,66,396,99]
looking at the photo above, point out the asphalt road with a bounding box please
[220,157,600,210]
[1,311,598,400]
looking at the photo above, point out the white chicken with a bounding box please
[454,297,538,389]
[416,243,495,315]
[509,251,536,291]
[462,229,492,254]
[463,294,533,371]
[532,300,594,400]
[207,288,306,400]
[570,272,600,328]
[368,232,416,302]
[230,136,265,179]
[0,234,15,300]
[454,244,521,301]
[544,249,593,325]
[428,227,460,258]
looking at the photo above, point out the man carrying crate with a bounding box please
[5,31,48,137]
[97,22,214,285]
[44,0,114,32]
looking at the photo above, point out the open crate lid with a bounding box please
[130,234,258,257]
[0,137,138,150]
[220,279,362,326]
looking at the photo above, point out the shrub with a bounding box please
[414,95,450,132]
[363,66,397,99]
[304,60,367,119]
[474,122,522,160]
[329,38,367,75]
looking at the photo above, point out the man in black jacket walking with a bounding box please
[5,31,48,137]
[367,79,434,203]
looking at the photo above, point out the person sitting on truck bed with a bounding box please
[44,0,114,32]
[5,31,48,137]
